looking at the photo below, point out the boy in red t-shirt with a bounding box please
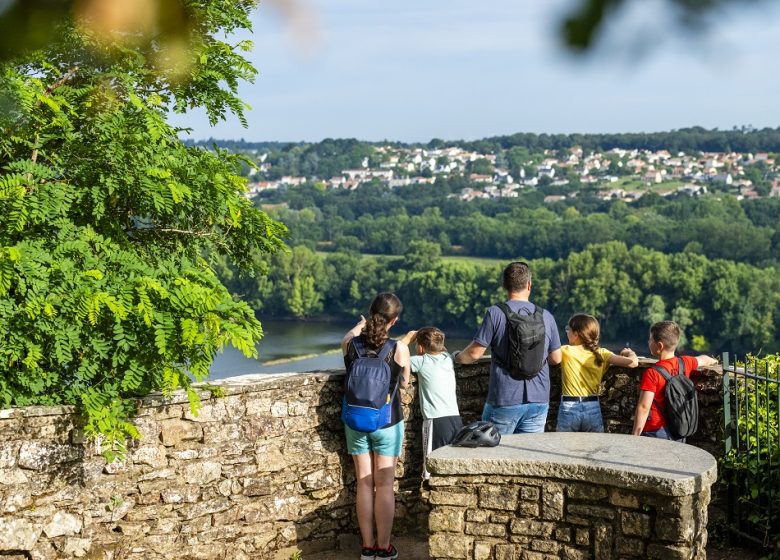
[631,321,717,441]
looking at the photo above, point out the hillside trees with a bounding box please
[0,1,286,456]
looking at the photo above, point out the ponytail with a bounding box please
[361,293,403,351]
[568,313,603,367]
[363,314,391,349]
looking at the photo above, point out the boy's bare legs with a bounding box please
[352,453,375,548]
[373,452,398,550]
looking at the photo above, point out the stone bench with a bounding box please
[426,432,717,560]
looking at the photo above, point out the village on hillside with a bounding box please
[243,144,780,203]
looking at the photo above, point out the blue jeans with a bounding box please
[556,399,604,432]
[482,402,549,434]
[641,427,686,443]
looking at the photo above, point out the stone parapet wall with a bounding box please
[0,359,724,559]
[0,373,372,560]
[427,433,717,560]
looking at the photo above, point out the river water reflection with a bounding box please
[208,319,473,379]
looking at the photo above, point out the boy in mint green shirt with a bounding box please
[406,327,462,480]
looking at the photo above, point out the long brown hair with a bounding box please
[568,313,603,366]
[362,293,403,350]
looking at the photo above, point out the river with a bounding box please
[208,319,475,379]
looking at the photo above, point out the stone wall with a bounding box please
[426,433,717,560]
[0,359,724,559]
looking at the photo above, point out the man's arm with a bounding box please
[632,390,655,436]
[454,341,487,364]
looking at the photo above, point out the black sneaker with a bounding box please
[375,544,398,559]
[360,546,375,560]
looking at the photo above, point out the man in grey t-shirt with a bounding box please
[455,261,562,434]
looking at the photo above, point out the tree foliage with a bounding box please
[0,1,286,458]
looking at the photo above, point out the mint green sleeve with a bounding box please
[410,355,423,373]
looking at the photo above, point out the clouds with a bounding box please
[172,0,780,142]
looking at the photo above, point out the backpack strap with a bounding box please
[377,339,397,362]
[497,302,512,319]
[352,336,367,358]
[650,363,672,381]
[677,356,686,378]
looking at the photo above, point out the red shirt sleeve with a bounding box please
[682,355,701,378]
[639,367,660,394]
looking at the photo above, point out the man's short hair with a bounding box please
[503,261,531,293]
[416,327,445,353]
[650,320,680,350]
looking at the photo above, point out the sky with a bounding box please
[171,0,780,143]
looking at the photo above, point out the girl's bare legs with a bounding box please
[372,453,398,550]
[352,453,375,548]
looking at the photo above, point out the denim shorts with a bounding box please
[345,420,404,457]
[556,399,604,432]
[482,402,549,434]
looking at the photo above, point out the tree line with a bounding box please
[222,242,780,354]
[264,183,780,266]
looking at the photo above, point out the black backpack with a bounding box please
[651,357,699,439]
[495,303,547,381]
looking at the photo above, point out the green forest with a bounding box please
[218,168,780,354]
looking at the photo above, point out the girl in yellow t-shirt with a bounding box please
[557,314,639,432]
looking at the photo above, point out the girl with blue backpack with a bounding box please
[341,293,411,560]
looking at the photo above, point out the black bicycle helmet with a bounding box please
[450,421,501,448]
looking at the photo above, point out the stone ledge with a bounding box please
[427,433,717,497]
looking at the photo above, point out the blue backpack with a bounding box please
[341,338,398,433]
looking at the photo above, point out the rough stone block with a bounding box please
[479,486,518,511]
[608,488,640,509]
[429,533,473,559]
[520,486,540,501]
[495,543,521,560]
[43,511,82,539]
[131,446,168,468]
[0,518,41,550]
[594,524,613,560]
[518,501,540,517]
[429,507,464,533]
[182,461,222,485]
[615,536,646,557]
[541,485,564,521]
[474,541,493,560]
[429,489,477,507]
[567,504,616,520]
[655,516,695,543]
[646,543,693,560]
[567,483,608,501]
[575,528,590,546]
[620,511,651,538]
[18,442,80,470]
[560,545,591,560]
[465,522,506,537]
[161,484,200,504]
[0,442,19,469]
[555,527,572,543]
[158,419,202,446]
[509,519,554,538]
[490,512,511,524]
[62,537,92,557]
[531,539,560,553]
[466,509,490,523]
